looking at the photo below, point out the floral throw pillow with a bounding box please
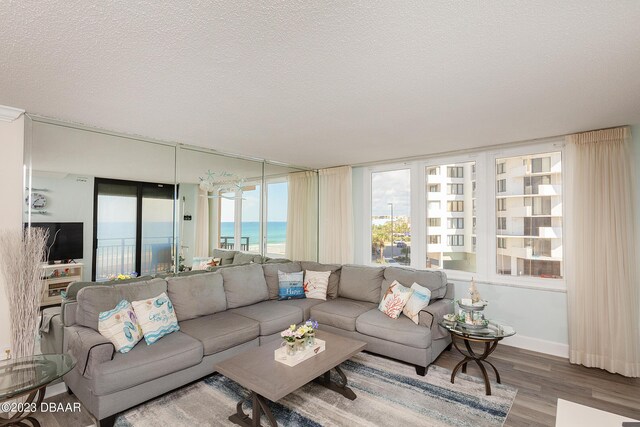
[131,292,180,345]
[402,283,432,324]
[98,299,143,353]
[278,271,305,300]
[378,280,414,319]
[303,270,331,300]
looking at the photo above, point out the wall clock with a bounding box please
[25,192,47,209]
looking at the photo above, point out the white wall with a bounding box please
[0,115,25,356]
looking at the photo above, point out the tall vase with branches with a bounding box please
[0,227,48,358]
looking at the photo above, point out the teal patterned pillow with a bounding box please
[131,292,180,345]
[98,299,143,353]
[278,271,305,300]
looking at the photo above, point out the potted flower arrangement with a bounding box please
[294,325,307,351]
[280,327,296,356]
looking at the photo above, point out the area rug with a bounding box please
[114,352,517,427]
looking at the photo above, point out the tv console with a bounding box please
[40,263,83,307]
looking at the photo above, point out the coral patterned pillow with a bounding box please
[131,292,180,345]
[98,299,143,353]
[378,280,414,319]
[303,270,331,300]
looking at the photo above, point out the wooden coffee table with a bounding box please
[215,330,366,427]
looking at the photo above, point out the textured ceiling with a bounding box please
[2,1,640,168]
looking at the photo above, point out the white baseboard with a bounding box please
[501,334,569,358]
[44,382,67,399]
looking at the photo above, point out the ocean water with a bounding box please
[96,221,286,247]
[220,221,286,247]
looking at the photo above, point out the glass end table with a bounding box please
[439,320,515,395]
[0,354,76,427]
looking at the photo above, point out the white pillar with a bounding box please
[0,106,26,358]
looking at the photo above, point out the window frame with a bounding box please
[361,140,565,291]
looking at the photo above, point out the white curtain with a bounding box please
[565,126,640,377]
[318,166,354,264]
[286,171,318,261]
[194,188,210,257]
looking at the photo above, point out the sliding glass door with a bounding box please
[93,179,174,280]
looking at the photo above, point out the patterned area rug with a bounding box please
[114,353,517,427]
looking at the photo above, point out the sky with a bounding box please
[371,169,411,217]
[221,181,288,222]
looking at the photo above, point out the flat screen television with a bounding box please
[27,222,84,262]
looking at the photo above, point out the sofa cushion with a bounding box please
[220,263,269,308]
[277,271,305,300]
[233,252,263,264]
[63,276,154,301]
[310,298,377,332]
[231,301,303,336]
[212,249,237,265]
[381,267,448,300]
[278,298,325,320]
[76,278,168,331]
[131,292,180,345]
[179,312,259,355]
[167,272,227,321]
[262,262,301,300]
[378,281,413,319]
[299,262,341,299]
[338,265,385,304]
[90,331,203,395]
[356,309,431,349]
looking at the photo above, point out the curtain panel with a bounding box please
[565,126,640,377]
[318,166,354,264]
[194,188,210,257]
[286,171,318,261]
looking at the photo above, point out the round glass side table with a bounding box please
[0,354,76,427]
[439,321,515,395]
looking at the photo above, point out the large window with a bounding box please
[266,181,288,257]
[496,152,562,279]
[362,143,564,289]
[425,161,476,273]
[371,169,411,265]
[94,179,174,280]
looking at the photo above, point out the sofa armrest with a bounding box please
[65,325,115,378]
[418,298,454,340]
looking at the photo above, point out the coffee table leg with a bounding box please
[315,365,357,400]
[228,391,277,427]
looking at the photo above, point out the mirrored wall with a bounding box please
[23,116,318,282]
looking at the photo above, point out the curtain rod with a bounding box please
[349,124,631,168]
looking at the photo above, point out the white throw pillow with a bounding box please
[303,270,331,300]
[378,280,414,319]
[402,283,432,324]
[98,299,143,353]
[131,292,180,345]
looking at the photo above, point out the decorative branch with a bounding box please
[0,227,48,358]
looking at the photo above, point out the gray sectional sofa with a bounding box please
[62,261,454,427]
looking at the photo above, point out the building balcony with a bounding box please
[509,205,532,217]
[538,227,562,238]
[537,184,561,196]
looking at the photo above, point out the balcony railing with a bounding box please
[220,236,250,251]
[95,237,173,280]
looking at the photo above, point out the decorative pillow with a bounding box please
[131,292,180,344]
[278,271,305,300]
[402,283,432,324]
[303,270,331,300]
[192,257,220,271]
[98,299,143,353]
[378,280,414,319]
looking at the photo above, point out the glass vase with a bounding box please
[306,331,315,347]
[295,338,305,352]
[286,341,296,356]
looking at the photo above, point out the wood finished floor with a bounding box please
[29,344,640,427]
